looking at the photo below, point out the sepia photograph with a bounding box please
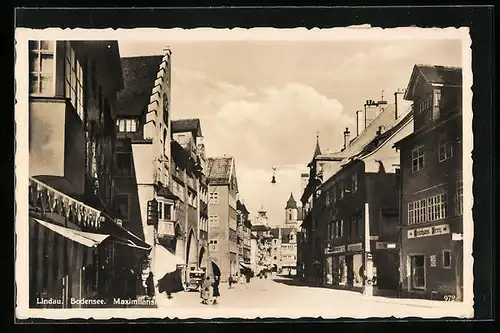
[15,26,474,320]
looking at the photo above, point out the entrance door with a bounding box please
[346,255,354,287]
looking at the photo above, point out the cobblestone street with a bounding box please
[154,276,469,318]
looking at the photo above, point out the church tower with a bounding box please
[285,192,298,225]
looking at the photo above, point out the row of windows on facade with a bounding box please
[416,89,443,122]
[208,215,237,230]
[317,172,359,209]
[411,134,455,173]
[407,182,463,225]
[409,250,452,290]
[326,213,363,240]
[30,41,112,124]
[30,41,112,196]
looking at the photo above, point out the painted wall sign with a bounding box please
[347,243,363,252]
[375,242,397,250]
[407,224,450,239]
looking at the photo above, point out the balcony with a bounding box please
[29,177,102,231]
[157,219,176,238]
[187,176,197,190]
[30,97,86,195]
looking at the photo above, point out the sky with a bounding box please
[118,37,463,226]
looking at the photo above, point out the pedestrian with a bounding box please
[145,271,155,301]
[228,275,234,289]
[200,276,212,304]
[212,275,220,304]
[127,268,137,299]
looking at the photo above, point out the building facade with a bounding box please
[299,90,414,292]
[168,119,207,283]
[114,52,189,291]
[394,65,463,301]
[206,157,240,282]
[28,40,150,308]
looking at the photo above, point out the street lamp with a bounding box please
[271,167,277,184]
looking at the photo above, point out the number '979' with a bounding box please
[444,295,456,301]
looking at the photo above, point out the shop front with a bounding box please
[324,243,364,292]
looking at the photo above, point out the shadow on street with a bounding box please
[271,277,325,289]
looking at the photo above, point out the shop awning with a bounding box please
[239,262,252,270]
[152,245,185,278]
[100,217,152,252]
[33,218,109,248]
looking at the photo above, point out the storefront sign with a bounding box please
[375,242,397,250]
[430,255,437,267]
[407,224,450,239]
[347,243,363,252]
[369,236,379,241]
[325,245,345,255]
[452,233,463,241]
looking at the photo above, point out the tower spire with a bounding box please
[313,131,322,158]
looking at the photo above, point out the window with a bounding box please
[408,199,427,225]
[339,180,344,199]
[332,185,337,203]
[412,146,425,172]
[432,89,442,121]
[426,194,447,222]
[339,219,344,238]
[410,255,426,289]
[115,194,130,220]
[442,250,452,269]
[116,152,133,177]
[209,240,218,251]
[438,134,453,161]
[455,180,463,216]
[29,41,55,96]
[209,192,219,204]
[352,173,358,193]
[349,215,359,238]
[65,42,84,119]
[163,94,170,125]
[209,215,219,227]
[117,118,138,132]
[418,96,432,115]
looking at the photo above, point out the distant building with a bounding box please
[207,156,240,282]
[394,65,463,301]
[237,200,252,273]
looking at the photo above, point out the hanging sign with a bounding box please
[347,243,363,252]
[407,224,450,239]
[375,242,398,250]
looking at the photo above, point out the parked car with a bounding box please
[186,270,205,291]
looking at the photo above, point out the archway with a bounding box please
[185,229,198,270]
[198,247,206,269]
[174,224,185,261]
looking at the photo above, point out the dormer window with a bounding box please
[117,118,138,132]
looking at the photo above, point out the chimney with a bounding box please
[394,89,406,120]
[356,110,362,137]
[343,127,351,150]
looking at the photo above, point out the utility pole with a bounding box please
[363,202,374,297]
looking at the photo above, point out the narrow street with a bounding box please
[155,276,467,318]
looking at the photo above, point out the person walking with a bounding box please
[145,271,155,301]
[212,275,220,305]
[228,275,234,289]
[201,276,212,304]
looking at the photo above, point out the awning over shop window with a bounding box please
[152,245,185,278]
[239,262,252,270]
[100,217,152,252]
[33,218,110,248]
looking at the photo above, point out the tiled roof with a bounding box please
[207,157,233,185]
[171,119,203,137]
[269,228,280,239]
[117,56,164,117]
[281,227,295,243]
[405,64,462,101]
